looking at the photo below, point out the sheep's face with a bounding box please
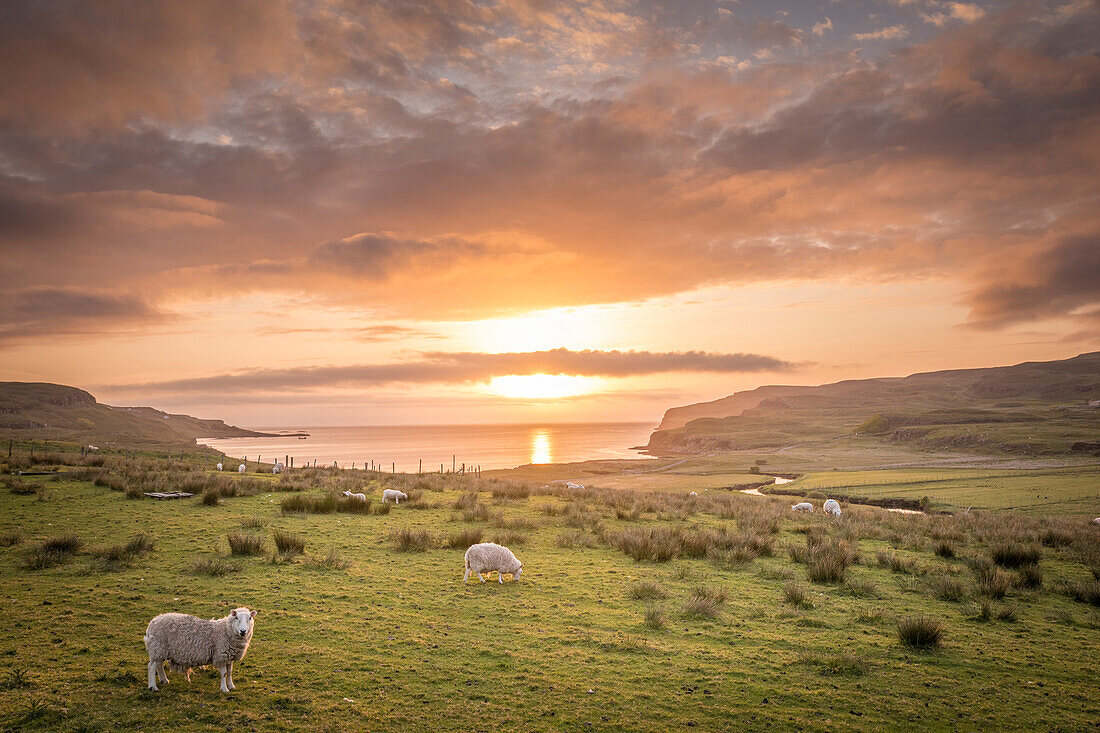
[513,563,523,580]
[342,490,351,497]
[229,608,257,638]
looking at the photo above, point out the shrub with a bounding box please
[609,527,679,562]
[92,534,154,565]
[897,615,944,648]
[200,489,220,506]
[1066,580,1100,606]
[459,505,494,522]
[241,517,267,529]
[876,550,924,576]
[304,546,348,570]
[976,598,993,621]
[838,579,879,599]
[682,595,721,619]
[453,492,481,509]
[273,530,306,556]
[4,477,35,495]
[1014,563,1043,589]
[490,529,529,547]
[373,501,391,515]
[783,581,813,608]
[996,603,1018,622]
[391,528,435,552]
[628,580,667,601]
[490,483,531,500]
[972,560,1011,599]
[191,555,242,576]
[556,529,596,548]
[933,541,956,559]
[1039,527,1074,548]
[643,605,666,629]
[990,542,1040,568]
[489,515,539,531]
[806,539,858,584]
[0,530,23,547]
[799,651,867,677]
[930,576,967,602]
[227,532,265,556]
[689,584,728,605]
[446,528,483,549]
[708,544,760,569]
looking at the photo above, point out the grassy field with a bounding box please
[780,466,1100,516]
[1,455,1099,731]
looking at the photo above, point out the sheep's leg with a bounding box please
[498,570,504,584]
[218,663,230,693]
[478,572,485,582]
[158,660,169,684]
[226,661,235,690]
[463,567,470,583]
[395,497,400,505]
[147,661,159,691]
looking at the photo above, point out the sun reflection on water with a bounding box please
[530,430,552,464]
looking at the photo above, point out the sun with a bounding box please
[487,374,600,399]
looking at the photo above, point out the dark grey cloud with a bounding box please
[0,287,172,343]
[965,235,1100,329]
[106,348,801,393]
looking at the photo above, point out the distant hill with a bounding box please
[0,382,280,449]
[647,352,1100,457]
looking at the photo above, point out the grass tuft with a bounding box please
[273,530,307,556]
[191,555,241,576]
[227,532,265,556]
[783,581,814,608]
[628,580,667,601]
[446,528,483,549]
[391,528,435,552]
[897,615,944,648]
[990,542,1041,568]
[643,605,666,629]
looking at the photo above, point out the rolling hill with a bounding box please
[0,382,279,449]
[647,352,1100,458]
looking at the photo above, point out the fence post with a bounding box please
[392,462,395,474]
[452,455,456,473]
[419,459,422,475]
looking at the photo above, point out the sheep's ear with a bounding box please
[230,610,238,619]
[250,610,257,618]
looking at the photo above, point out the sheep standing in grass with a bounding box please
[823,499,842,517]
[216,462,223,471]
[791,502,813,512]
[382,489,408,504]
[273,462,284,474]
[144,607,257,693]
[238,464,246,473]
[342,490,367,502]
[463,542,522,583]
[689,491,698,497]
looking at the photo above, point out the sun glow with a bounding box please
[530,429,552,464]
[487,374,600,399]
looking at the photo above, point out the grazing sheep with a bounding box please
[237,464,246,473]
[565,481,585,490]
[382,489,408,504]
[463,542,522,584]
[1093,517,1100,525]
[144,607,257,693]
[791,502,814,512]
[823,499,842,517]
[689,491,698,497]
[342,490,367,502]
[216,462,223,471]
[272,462,284,474]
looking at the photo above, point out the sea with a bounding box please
[197,422,655,472]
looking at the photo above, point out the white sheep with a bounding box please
[272,462,284,474]
[463,542,522,583]
[144,607,257,693]
[382,489,408,504]
[237,464,246,473]
[791,502,813,512]
[342,490,367,502]
[565,481,585,490]
[689,491,698,497]
[216,462,223,471]
[1093,517,1100,525]
[823,499,842,517]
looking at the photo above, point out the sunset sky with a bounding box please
[1,0,1097,426]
